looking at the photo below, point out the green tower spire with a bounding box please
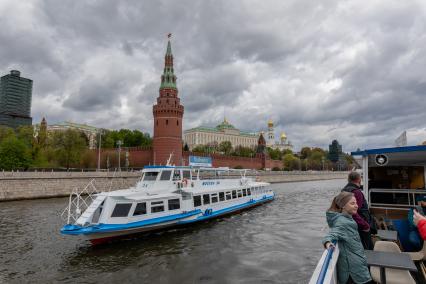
[160,38,177,90]
[166,40,172,55]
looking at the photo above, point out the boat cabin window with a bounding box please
[199,169,215,180]
[168,199,180,210]
[151,201,165,213]
[369,166,426,208]
[369,166,425,190]
[247,188,251,195]
[237,190,242,198]
[232,190,237,199]
[111,203,132,217]
[133,202,147,216]
[143,172,159,181]
[173,170,181,181]
[191,169,198,180]
[225,191,232,200]
[211,193,218,203]
[160,170,172,181]
[193,195,202,207]
[203,194,210,205]
[242,189,247,196]
[182,170,191,180]
[219,192,225,201]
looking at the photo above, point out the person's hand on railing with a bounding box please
[324,242,335,250]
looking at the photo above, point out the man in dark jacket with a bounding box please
[342,171,374,249]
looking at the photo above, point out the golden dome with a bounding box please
[280,132,287,139]
[267,119,273,127]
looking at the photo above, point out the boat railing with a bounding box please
[369,188,426,210]
[309,243,339,284]
[108,168,128,192]
[60,178,100,224]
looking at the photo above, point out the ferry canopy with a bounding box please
[351,145,426,166]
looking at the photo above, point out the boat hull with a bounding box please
[85,196,274,245]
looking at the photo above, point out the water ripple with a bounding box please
[0,179,344,283]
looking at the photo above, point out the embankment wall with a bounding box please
[0,171,141,201]
[0,171,347,201]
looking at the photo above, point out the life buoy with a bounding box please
[182,178,189,187]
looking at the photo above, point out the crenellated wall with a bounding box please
[95,148,283,169]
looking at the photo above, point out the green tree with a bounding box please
[233,145,255,157]
[51,129,87,169]
[31,148,51,168]
[267,147,282,160]
[16,125,35,148]
[101,130,115,148]
[219,141,232,155]
[192,145,207,153]
[283,153,300,171]
[300,147,312,159]
[0,126,15,142]
[0,136,32,170]
[101,129,152,148]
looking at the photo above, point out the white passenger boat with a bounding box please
[310,145,426,284]
[61,165,274,245]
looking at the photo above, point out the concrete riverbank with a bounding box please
[0,171,347,201]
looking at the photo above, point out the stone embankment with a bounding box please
[0,171,347,201]
[0,171,141,201]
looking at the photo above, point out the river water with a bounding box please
[0,179,345,284]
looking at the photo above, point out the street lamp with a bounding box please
[97,130,103,171]
[117,140,123,171]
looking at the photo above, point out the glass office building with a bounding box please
[0,70,33,128]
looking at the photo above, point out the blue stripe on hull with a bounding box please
[61,210,201,235]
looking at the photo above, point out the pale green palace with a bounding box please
[47,121,99,149]
[183,118,258,150]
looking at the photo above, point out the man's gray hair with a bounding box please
[348,171,361,183]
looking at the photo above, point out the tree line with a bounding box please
[187,141,354,171]
[0,125,152,170]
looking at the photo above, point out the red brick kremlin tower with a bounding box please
[152,37,184,165]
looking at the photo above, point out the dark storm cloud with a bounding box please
[181,63,251,112]
[63,77,122,111]
[1,0,426,150]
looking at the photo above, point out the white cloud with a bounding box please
[1,0,426,151]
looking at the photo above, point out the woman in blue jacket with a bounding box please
[323,192,372,284]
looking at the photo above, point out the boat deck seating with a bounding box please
[370,241,416,284]
[407,242,426,280]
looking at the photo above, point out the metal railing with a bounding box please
[309,242,339,284]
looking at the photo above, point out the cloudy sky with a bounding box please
[1,0,426,151]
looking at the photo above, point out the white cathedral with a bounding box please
[265,119,293,151]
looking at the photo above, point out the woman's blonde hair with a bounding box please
[328,192,354,212]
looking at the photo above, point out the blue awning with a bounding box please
[351,145,426,156]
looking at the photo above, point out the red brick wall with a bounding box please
[182,151,282,170]
[94,148,282,170]
[128,147,153,167]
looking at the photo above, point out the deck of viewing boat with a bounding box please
[310,145,426,284]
